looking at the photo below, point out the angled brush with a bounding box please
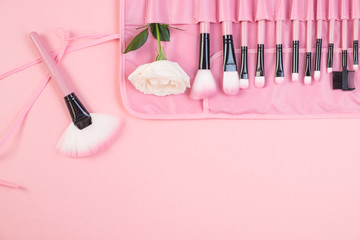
[332,15,355,90]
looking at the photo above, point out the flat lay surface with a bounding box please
[1,0,360,240]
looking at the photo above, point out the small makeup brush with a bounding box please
[314,0,323,81]
[304,0,314,85]
[292,20,299,81]
[190,22,217,99]
[275,0,285,85]
[239,21,249,89]
[332,2,355,90]
[30,32,121,157]
[255,20,265,87]
[353,0,359,70]
[222,21,240,95]
[327,0,336,73]
[354,18,359,70]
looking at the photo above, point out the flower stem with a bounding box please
[156,23,161,52]
[155,23,166,61]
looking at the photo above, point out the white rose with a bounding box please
[128,60,191,96]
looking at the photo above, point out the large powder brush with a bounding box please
[30,32,121,157]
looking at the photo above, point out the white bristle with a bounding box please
[275,77,284,85]
[304,76,312,85]
[57,113,121,157]
[354,64,359,70]
[223,71,240,95]
[314,71,321,81]
[327,67,333,73]
[239,78,249,89]
[190,69,217,100]
[255,76,265,88]
[292,73,299,81]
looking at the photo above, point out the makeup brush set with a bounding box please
[119,0,360,119]
[191,0,359,99]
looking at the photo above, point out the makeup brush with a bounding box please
[190,22,217,99]
[292,20,299,81]
[314,0,324,81]
[239,21,249,89]
[255,0,268,87]
[332,1,355,90]
[222,21,239,95]
[354,18,359,70]
[304,0,314,85]
[353,0,359,70]
[255,20,265,87]
[291,0,301,81]
[327,0,336,73]
[30,32,121,157]
[275,0,285,85]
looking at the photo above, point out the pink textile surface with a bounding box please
[1,0,360,240]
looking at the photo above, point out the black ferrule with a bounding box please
[315,39,322,71]
[342,68,349,90]
[64,93,92,130]
[354,40,358,65]
[327,43,334,68]
[305,52,311,76]
[199,33,210,70]
[292,41,299,73]
[240,46,248,79]
[275,44,284,77]
[255,44,265,77]
[342,50,347,68]
[223,35,237,72]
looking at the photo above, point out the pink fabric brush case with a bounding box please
[119,0,360,119]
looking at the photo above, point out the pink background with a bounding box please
[1,0,360,239]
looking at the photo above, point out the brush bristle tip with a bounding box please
[314,71,321,81]
[275,77,285,85]
[57,113,121,157]
[255,76,265,88]
[327,67,333,73]
[239,78,249,89]
[223,71,240,95]
[292,73,299,81]
[190,69,217,99]
[304,76,312,85]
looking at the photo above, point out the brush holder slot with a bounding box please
[121,0,360,119]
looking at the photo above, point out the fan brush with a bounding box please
[30,32,121,157]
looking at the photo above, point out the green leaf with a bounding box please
[150,23,170,42]
[124,28,149,53]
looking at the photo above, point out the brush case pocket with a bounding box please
[120,0,360,119]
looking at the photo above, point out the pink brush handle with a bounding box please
[293,20,299,41]
[342,19,347,50]
[329,19,335,43]
[222,21,232,35]
[316,20,322,39]
[241,21,248,46]
[306,20,312,52]
[257,20,265,44]
[200,22,210,33]
[30,32,72,96]
[276,21,282,45]
[354,19,359,41]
